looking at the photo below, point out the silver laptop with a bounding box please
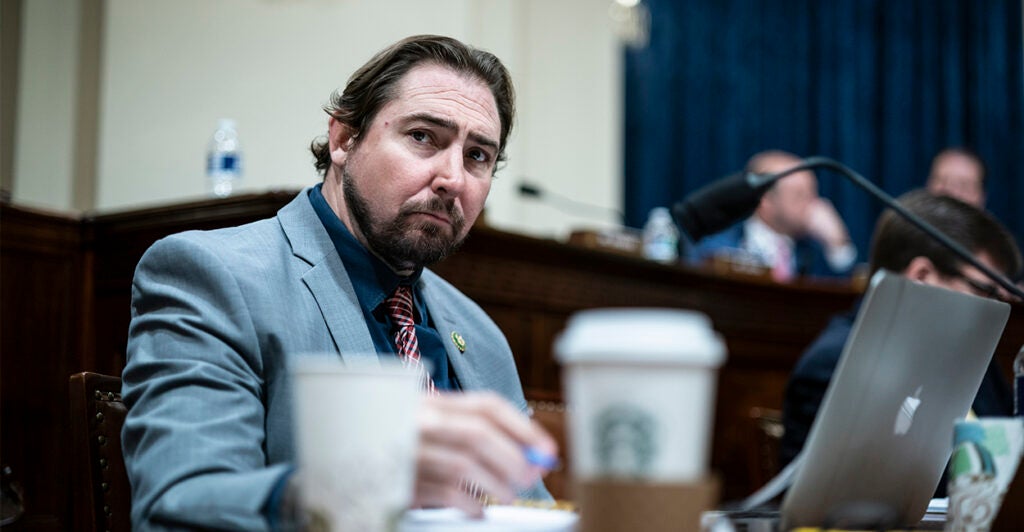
[781,269,1011,529]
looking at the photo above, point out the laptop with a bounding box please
[780,269,1011,529]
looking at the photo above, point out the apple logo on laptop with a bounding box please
[893,385,923,435]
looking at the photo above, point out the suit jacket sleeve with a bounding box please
[122,233,290,531]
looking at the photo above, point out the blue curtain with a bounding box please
[624,0,1024,257]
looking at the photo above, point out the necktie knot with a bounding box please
[386,285,416,327]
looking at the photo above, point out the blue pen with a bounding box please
[523,446,559,470]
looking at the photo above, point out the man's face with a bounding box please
[762,171,818,237]
[325,63,501,272]
[927,153,985,208]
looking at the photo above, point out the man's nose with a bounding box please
[431,149,466,198]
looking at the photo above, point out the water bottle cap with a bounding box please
[217,118,237,130]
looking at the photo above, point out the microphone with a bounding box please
[517,180,624,223]
[671,171,777,242]
[673,156,1024,300]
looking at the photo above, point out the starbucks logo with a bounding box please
[595,404,657,478]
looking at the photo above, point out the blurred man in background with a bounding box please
[926,147,986,209]
[691,150,858,281]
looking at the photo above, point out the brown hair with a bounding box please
[869,189,1021,277]
[310,35,515,176]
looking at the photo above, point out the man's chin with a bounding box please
[408,234,462,257]
[383,235,463,268]
[410,223,469,249]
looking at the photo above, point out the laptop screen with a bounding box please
[781,269,1010,528]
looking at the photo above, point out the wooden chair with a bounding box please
[69,372,131,532]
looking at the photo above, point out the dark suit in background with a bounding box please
[690,221,853,279]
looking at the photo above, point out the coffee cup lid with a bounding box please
[554,308,726,366]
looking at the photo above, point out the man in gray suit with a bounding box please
[122,35,556,530]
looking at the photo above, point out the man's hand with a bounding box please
[805,198,851,250]
[412,392,557,516]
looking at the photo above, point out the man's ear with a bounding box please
[904,256,939,283]
[327,117,357,167]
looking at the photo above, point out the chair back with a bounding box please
[69,372,131,532]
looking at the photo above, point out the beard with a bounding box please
[342,166,468,271]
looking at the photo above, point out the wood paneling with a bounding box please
[84,190,298,377]
[1,205,84,531]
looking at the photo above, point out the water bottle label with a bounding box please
[644,237,678,262]
[208,153,239,173]
[220,154,238,171]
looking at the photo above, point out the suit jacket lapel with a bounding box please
[278,189,378,363]
[418,274,488,391]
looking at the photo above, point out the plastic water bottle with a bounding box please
[1014,345,1024,416]
[642,207,679,263]
[207,119,242,197]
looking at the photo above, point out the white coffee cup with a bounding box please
[291,356,421,532]
[555,308,726,483]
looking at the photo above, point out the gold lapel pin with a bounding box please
[451,331,467,353]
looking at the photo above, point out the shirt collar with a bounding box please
[744,215,793,263]
[307,184,422,312]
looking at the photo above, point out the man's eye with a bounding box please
[410,131,428,142]
[467,149,489,163]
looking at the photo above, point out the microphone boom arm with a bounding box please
[760,157,1024,300]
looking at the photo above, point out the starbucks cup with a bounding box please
[555,308,726,483]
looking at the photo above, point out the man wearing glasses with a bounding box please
[780,189,1022,468]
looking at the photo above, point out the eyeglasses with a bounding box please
[951,271,1009,301]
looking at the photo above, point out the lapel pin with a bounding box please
[451,331,466,353]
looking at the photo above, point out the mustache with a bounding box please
[400,197,465,227]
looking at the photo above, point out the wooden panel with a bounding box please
[85,190,297,375]
[1,204,85,531]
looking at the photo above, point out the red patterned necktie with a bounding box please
[385,285,436,394]
[387,286,486,500]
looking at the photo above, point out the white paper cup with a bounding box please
[555,308,726,483]
[292,356,421,532]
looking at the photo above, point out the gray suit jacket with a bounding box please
[122,189,535,530]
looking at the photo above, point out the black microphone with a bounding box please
[671,171,777,242]
[518,183,544,197]
[673,156,1024,300]
[517,180,624,223]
